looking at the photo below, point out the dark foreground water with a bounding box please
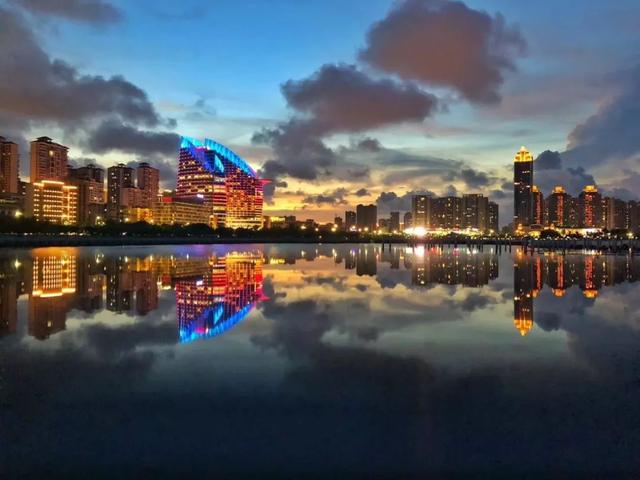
[1,244,640,478]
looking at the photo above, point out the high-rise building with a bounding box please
[514,146,534,229]
[345,210,356,231]
[411,195,431,229]
[0,136,19,194]
[356,204,377,231]
[389,211,400,232]
[177,137,265,229]
[604,197,627,230]
[403,212,412,230]
[67,164,105,226]
[26,180,78,225]
[488,202,499,233]
[107,164,135,221]
[462,194,488,231]
[546,186,568,228]
[628,201,640,233]
[30,136,68,183]
[531,185,544,225]
[433,196,462,230]
[137,162,159,208]
[579,185,603,229]
[334,216,343,230]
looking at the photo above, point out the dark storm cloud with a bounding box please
[355,188,370,197]
[359,0,526,103]
[535,165,596,197]
[281,63,438,135]
[85,120,180,156]
[445,167,492,188]
[535,150,563,170]
[356,138,382,152]
[564,66,640,169]
[8,0,122,24]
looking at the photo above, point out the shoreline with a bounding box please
[1,234,638,252]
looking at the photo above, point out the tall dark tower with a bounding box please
[513,146,534,230]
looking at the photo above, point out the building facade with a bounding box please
[0,136,19,194]
[67,164,105,226]
[411,195,431,229]
[356,204,377,231]
[153,194,210,225]
[30,137,68,183]
[177,137,265,229]
[26,180,78,225]
[514,146,534,229]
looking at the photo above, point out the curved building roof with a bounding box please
[180,136,258,178]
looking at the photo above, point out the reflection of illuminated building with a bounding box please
[106,256,157,315]
[28,250,77,339]
[411,248,498,287]
[0,259,19,336]
[356,248,377,276]
[177,253,264,343]
[514,252,534,336]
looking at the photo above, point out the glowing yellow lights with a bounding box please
[583,185,598,193]
[514,146,533,163]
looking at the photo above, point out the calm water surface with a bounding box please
[1,244,640,478]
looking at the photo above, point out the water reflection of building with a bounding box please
[105,256,157,315]
[28,250,77,339]
[512,251,640,336]
[409,248,498,287]
[513,253,535,336]
[0,258,20,336]
[176,253,264,343]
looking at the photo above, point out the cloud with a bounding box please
[0,8,161,130]
[253,64,438,196]
[281,63,438,135]
[84,120,180,156]
[359,0,526,103]
[564,66,640,168]
[303,188,349,206]
[355,188,370,197]
[8,0,122,24]
[535,150,563,170]
[445,167,492,189]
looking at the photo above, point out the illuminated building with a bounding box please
[26,180,78,225]
[462,194,488,231]
[0,136,19,194]
[579,185,603,229]
[28,250,77,339]
[30,136,68,183]
[137,162,160,208]
[67,164,105,226]
[345,210,356,230]
[433,196,462,230]
[604,197,627,230]
[411,195,432,229]
[546,186,568,227]
[153,193,210,225]
[107,162,159,222]
[514,146,534,229]
[356,204,377,231]
[177,252,264,343]
[177,137,266,229]
[532,185,544,225]
[488,201,499,233]
[107,163,134,221]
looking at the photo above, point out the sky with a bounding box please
[1,0,639,224]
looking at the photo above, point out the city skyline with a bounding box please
[1,1,639,223]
